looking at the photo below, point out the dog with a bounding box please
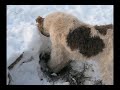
[36,12,113,85]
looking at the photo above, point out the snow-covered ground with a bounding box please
[7,5,113,85]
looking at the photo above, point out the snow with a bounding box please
[7,5,113,85]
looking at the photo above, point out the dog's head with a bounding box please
[36,16,50,37]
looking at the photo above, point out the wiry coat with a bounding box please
[36,12,113,85]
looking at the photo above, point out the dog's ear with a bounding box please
[36,16,44,24]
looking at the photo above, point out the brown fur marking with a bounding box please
[36,16,44,24]
[94,24,113,35]
[36,16,50,37]
[67,26,105,57]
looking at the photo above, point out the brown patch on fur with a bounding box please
[67,26,105,57]
[94,24,113,35]
[36,16,50,37]
[36,16,44,25]
[67,26,91,51]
